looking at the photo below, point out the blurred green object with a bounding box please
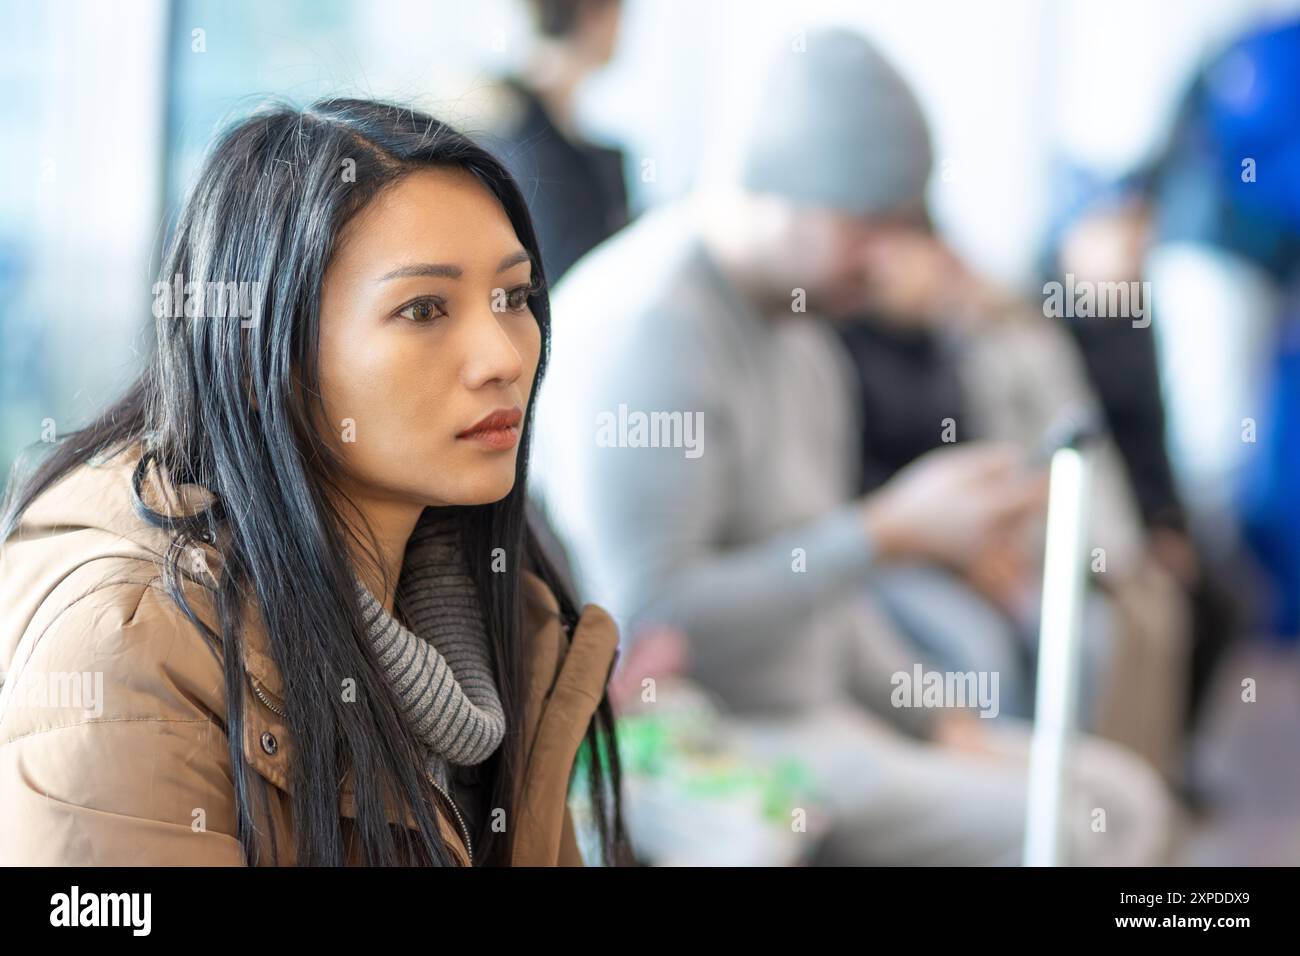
[572,711,820,826]
[571,711,665,787]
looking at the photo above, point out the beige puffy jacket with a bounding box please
[0,443,619,865]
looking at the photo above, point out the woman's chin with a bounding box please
[444,470,518,506]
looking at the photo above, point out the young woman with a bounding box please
[0,99,627,866]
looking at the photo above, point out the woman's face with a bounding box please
[317,167,542,510]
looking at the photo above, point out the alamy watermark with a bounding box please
[152,273,261,327]
[891,664,1000,718]
[50,886,150,935]
[1042,274,1151,328]
[596,403,704,459]
[4,669,104,718]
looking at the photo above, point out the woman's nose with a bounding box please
[459,304,524,390]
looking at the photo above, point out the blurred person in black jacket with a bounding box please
[1044,180,1243,757]
[482,0,629,284]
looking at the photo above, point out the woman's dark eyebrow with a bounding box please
[377,251,529,282]
[497,250,531,272]
[379,263,462,281]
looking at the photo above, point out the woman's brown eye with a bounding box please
[507,288,530,311]
[400,298,443,323]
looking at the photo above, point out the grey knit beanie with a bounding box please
[738,27,933,219]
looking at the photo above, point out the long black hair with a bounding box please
[0,98,627,866]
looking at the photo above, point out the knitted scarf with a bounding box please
[353,509,505,790]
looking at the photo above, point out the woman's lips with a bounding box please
[457,406,522,450]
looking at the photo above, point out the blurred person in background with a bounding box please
[533,28,1176,865]
[478,0,633,603]
[1037,19,1300,805]
[1044,177,1242,781]
[813,43,1191,781]
[1143,16,1300,656]
[482,0,629,284]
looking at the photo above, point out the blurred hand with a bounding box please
[862,443,1048,569]
[961,534,1036,615]
[931,709,1001,758]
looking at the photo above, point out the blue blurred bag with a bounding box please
[1239,311,1300,640]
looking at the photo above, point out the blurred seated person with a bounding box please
[833,218,1191,778]
[808,47,1190,782]
[1044,180,1241,760]
[532,28,1176,864]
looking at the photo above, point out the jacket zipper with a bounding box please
[249,673,472,866]
[430,777,473,866]
[248,674,288,717]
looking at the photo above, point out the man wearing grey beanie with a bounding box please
[738,27,933,221]
[533,27,1173,865]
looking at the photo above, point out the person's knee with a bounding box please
[1064,737,1176,865]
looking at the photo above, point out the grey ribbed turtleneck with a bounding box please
[353,509,504,798]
